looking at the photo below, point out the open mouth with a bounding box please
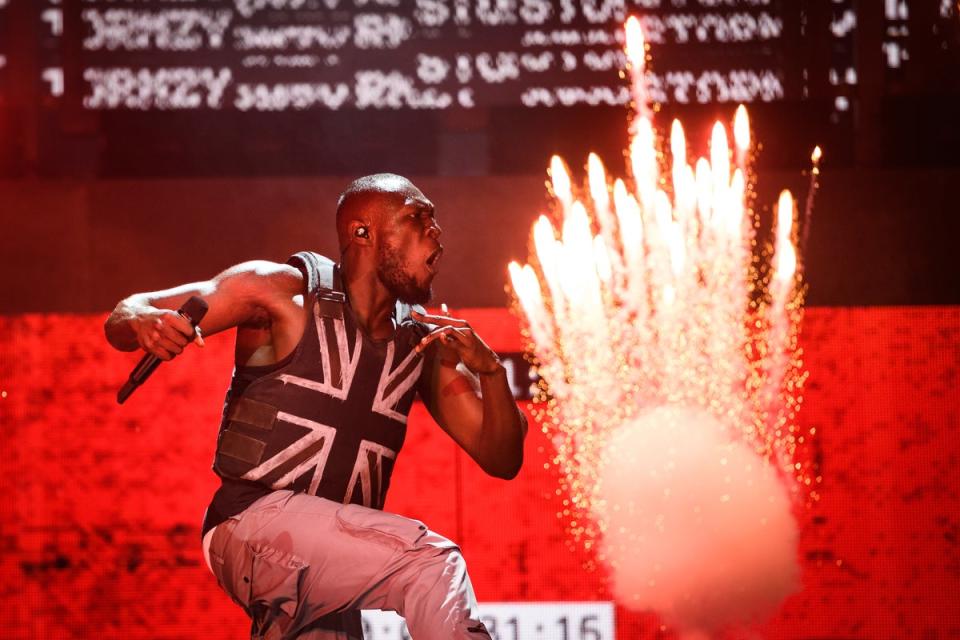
[426,247,443,272]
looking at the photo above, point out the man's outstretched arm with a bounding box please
[413,309,527,480]
[104,261,303,361]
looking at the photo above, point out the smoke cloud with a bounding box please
[595,405,799,637]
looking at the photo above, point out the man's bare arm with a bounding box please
[104,261,303,360]
[413,309,527,480]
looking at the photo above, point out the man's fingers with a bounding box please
[410,309,469,329]
[417,326,466,352]
[152,312,195,348]
[446,327,471,346]
[147,344,173,361]
[167,312,196,338]
[416,330,449,352]
[138,310,198,359]
[156,336,183,356]
[162,325,190,348]
[141,335,173,360]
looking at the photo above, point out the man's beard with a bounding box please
[377,242,432,305]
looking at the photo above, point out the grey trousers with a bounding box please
[207,490,491,640]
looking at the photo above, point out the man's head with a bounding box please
[336,173,443,305]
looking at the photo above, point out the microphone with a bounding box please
[117,296,209,404]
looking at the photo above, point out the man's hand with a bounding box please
[413,307,526,480]
[412,309,501,375]
[131,308,204,361]
[105,260,303,362]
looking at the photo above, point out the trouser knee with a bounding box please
[392,543,468,613]
[413,544,467,585]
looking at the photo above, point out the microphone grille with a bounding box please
[181,296,209,325]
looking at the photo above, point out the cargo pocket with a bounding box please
[247,542,309,620]
[214,540,308,632]
[335,503,429,551]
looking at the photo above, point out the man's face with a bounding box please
[375,189,443,305]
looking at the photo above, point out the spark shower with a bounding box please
[509,16,819,637]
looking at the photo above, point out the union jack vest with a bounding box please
[202,251,429,536]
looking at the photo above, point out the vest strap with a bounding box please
[289,251,344,320]
[218,430,267,465]
[227,397,277,432]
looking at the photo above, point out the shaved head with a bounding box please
[336,173,426,251]
[335,173,441,305]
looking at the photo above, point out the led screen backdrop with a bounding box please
[1,306,957,639]
[1,1,957,176]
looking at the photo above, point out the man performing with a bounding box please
[104,174,527,639]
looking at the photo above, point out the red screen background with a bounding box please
[1,306,957,639]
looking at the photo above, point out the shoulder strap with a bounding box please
[286,251,344,319]
[396,302,430,347]
[396,301,429,324]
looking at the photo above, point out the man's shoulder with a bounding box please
[231,260,304,297]
[285,251,337,293]
[285,251,334,267]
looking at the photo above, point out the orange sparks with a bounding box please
[508,18,813,576]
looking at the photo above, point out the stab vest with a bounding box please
[205,252,429,532]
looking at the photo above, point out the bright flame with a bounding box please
[811,145,822,164]
[734,104,750,152]
[695,157,713,225]
[774,190,797,283]
[670,119,686,170]
[710,121,730,196]
[776,189,794,245]
[631,118,658,191]
[509,261,553,349]
[613,178,643,265]
[594,235,613,283]
[532,214,563,307]
[508,261,540,318]
[509,17,812,637]
[666,222,684,277]
[670,119,688,205]
[776,244,797,284]
[588,152,610,214]
[726,169,746,235]
[550,155,573,210]
[624,15,645,69]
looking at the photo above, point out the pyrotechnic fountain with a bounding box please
[509,16,819,637]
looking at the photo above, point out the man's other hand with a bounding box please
[132,309,204,361]
[411,309,501,375]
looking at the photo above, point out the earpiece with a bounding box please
[355,226,369,239]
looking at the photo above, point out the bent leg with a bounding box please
[385,545,491,640]
[208,490,489,640]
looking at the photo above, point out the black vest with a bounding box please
[201,252,429,537]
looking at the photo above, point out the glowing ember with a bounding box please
[811,145,823,165]
[508,15,817,637]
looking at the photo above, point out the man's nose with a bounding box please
[427,221,442,238]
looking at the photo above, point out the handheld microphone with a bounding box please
[117,296,209,404]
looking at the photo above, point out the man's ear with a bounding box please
[349,220,372,245]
